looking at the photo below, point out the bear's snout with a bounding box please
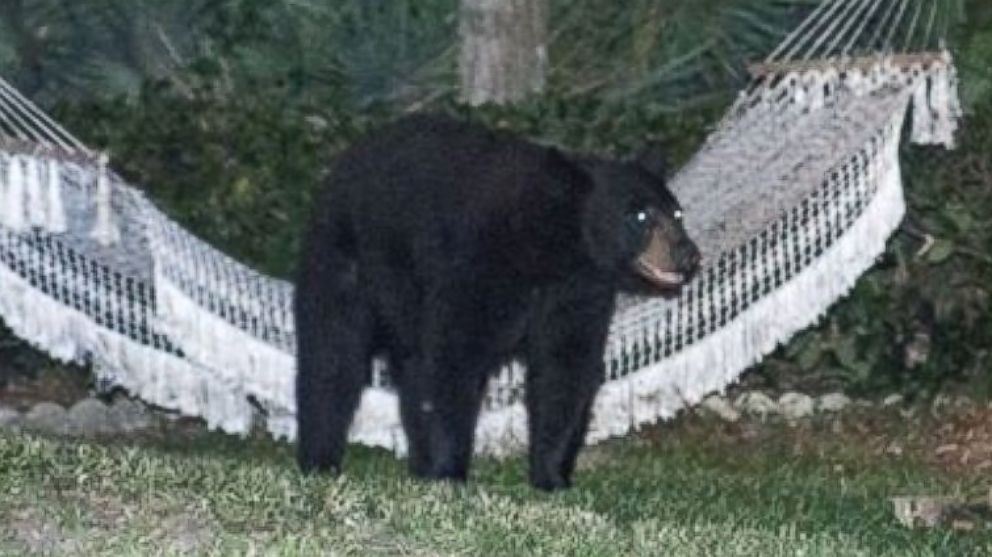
[675,239,702,278]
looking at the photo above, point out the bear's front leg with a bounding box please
[525,360,603,490]
[525,282,613,491]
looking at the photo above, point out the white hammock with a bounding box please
[0,0,961,455]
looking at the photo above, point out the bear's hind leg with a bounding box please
[295,259,374,474]
[396,353,489,481]
[394,356,434,477]
[425,363,490,480]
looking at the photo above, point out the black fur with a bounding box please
[295,114,698,490]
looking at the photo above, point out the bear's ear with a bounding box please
[634,142,668,179]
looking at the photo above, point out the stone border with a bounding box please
[1,389,983,438]
[696,391,983,423]
[0,396,157,436]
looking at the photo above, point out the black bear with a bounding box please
[295,114,700,490]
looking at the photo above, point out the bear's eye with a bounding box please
[636,211,648,223]
[674,210,683,221]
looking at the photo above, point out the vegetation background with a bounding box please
[0,0,989,399]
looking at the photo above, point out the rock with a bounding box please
[882,394,904,407]
[0,406,21,429]
[734,391,778,417]
[575,444,615,472]
[778,392,814,420]
[931,393,953,412]
[951,519,976,532]
[304,114,329,131]
[931,394,973,413]
[699,395,740,422]
[935,443,959,456]
[67,398,115,436]
[891,496,958,528]
[953,395,975,410]
[23,402,69,434]
[903,331,931,369]
[817,393,852,413]
[830,419,844,435]
[109,397,155,432]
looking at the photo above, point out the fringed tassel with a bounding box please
[929,65,957,146]
[90,153,120,246]
[948,58,963,120]
[45,158,67,234]
[2,156,27,232]
[805,73,822,110]
[788,72,807,107]
[0,156,7,229]
[911,51,962,148]
[806,68,837,110]
[910,70,933,144]
[24,156,47,229]
[928,54,962,148]
[846,67,870,97]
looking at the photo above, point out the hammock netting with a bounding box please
[0,0,962,455]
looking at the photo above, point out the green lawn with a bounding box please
[0,416,988,556]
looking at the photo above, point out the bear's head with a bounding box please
[579,144,701,297]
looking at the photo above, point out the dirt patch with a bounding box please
[151,514,216,554]
[80,493,216,552]
[2,508,84,555]
[928,407,992,475]
[1,492,223,556]
[640,401,992,479]
[0,368,91,411]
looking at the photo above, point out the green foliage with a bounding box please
[954,0,992,111]
[546,0,815,109]
[0,0,813,110]
[333,0,458,106]
[0,0,351,105]
[0,1,205,103]
[54,79,372,278]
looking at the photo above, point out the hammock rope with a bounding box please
[0,0,962,455]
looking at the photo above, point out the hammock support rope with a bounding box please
[0,0,962,455]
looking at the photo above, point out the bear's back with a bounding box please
[330,115,585,221]
[316,115,590,269]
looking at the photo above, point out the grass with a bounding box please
[1,412,989,556]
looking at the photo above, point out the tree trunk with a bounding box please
[458,0,548,106]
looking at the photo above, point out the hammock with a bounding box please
[0,0,961,455]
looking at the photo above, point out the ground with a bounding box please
[0,365,90,411]
[0,392,989,556]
